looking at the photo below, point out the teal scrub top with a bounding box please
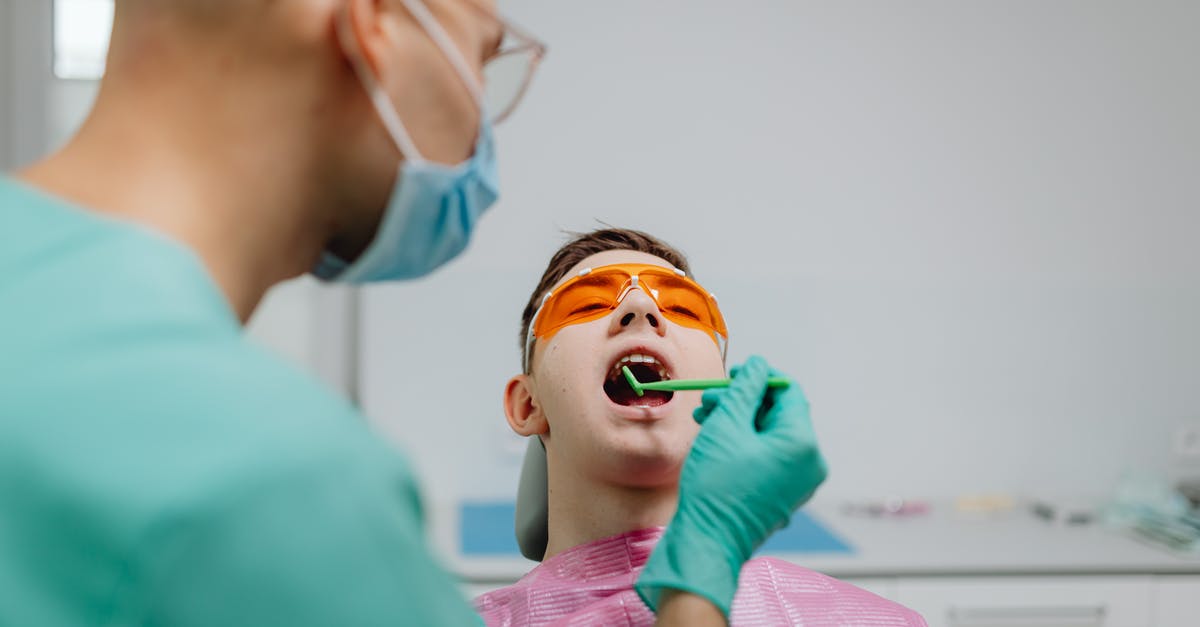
[0,178,481,626]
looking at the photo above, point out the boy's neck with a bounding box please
[542,467,679,561]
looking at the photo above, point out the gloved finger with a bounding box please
[792,449,830,507]
[761,385,827,490]
[762,367,788,401]
[692,399,714,425]
[764,420,828,510]
[758,382,813,440]
[693,387,732,426]
[696,387,723,416]
[714,355,771,428]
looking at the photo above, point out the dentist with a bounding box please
[0,1,826,625]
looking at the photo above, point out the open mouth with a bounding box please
[603,353,674,408]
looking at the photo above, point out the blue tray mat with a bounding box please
[460,501,853,556]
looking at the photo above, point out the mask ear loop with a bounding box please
[336,0,487,166]
[397,0,486,107]
[335,6,426,164]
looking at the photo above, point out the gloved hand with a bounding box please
[634,355,827,617]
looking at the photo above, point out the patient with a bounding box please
[476,228,925,626]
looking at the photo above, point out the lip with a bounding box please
[602,343,677,420]
[608,401,673,421]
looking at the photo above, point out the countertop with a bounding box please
[447,499,1200,582]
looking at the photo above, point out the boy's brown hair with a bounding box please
[520,228,691,372]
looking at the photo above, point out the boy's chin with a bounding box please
[601,445,689,486]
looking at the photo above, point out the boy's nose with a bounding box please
[610,288,666,337]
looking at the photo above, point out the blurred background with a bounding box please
[4,1,1198,624]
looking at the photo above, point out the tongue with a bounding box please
[604,379,673,407]
[604,363,674,407]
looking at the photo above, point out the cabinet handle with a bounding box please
[948,605,1107,626]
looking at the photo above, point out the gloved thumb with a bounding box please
[756,371,810,434]
[692,386,723,425]
[713,355,771,429]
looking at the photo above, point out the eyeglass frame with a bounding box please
[458,0,548,124]
[523,264,730,373]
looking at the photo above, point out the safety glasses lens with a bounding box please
[535,267,725,342]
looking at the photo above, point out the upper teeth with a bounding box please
[613,353,669,380]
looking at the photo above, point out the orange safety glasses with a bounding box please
[524,263,728,370]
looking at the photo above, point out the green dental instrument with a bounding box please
[622,365,791,397]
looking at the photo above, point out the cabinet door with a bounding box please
[843,577,898,599]
[894,576,1153,627]
[1153,575,1200,627]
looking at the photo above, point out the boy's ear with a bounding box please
[504,374,549,437]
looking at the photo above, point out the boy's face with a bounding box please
[507,250,726,490]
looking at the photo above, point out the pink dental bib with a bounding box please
[474,527,926,626]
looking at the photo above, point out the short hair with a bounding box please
[519,228,692,372]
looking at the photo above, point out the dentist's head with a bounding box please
[41,0,541,317]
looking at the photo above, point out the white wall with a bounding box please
[359,0,1200,520]
[11,0,1198,530]
[244,279,360,400]
[0,0,11,169]
[1,0,52,170]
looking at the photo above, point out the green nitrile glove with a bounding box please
[634,356,828,617]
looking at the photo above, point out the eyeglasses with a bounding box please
[524,263,729,372]
[480,16,546,124]
[398,0,546,126]
[462,1,547,125]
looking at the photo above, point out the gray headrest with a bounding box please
[514,436,549,561]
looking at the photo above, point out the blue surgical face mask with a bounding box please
[312,122,499,283]
[314,0,500,283]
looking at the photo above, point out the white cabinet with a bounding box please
[843,577,897,599]
[450,502,1200,625]
[1152,575,1200,627]
[458,574,1200,624]
[890,575,1200,627]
